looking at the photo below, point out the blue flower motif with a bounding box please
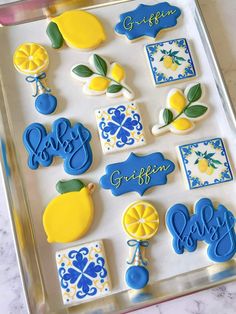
[99,105,143,148]
[59,248,107,299]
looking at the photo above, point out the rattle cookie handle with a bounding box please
[26,73,57,115]
[127,239,149,266]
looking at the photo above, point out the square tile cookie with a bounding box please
[145,38,196,86]
[95,102,146,154]
[177,138,233,190]
[56,240,111,305]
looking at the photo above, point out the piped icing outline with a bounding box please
[115,2,181,41]
[166,198,236,262]
[23,117,93,175]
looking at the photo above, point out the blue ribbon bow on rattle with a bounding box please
[127,239,149,266]
[25,72,51,97]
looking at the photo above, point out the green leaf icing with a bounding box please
[163,108,173,124]
[56,179,85,194]
[187,83,202,103]
[107,84,123,93]
[72,65,94,77]
[93,54,107,76]
[46,21,64,49]
[184,104,208,118]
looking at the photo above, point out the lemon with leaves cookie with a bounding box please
[122,201,159,240]
[46,10,106,50]
[43,179,95,243]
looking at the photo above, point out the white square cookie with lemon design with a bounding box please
[145,38,196,86]
[56,240,111,305]
[95,102,146,154]
[177,138,233,190]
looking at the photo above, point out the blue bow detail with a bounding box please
[25,72,51,97]
[127,239,149,266]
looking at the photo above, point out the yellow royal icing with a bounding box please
[122,201,159,240]
[169,90,186,113]
[89,76,110,91]
[171,117,193,131]
[13,42,49,75]
[111,63,125,82]
[43,187,94,243]
[52,10,106,50]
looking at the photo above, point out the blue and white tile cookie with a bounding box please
[145,38,196,86]
[95,102,146,154]
[56,240,111,305]
[177,138,233,190]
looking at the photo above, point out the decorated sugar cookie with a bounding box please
[100,152,175,196]
[23,118,93,175]
[13,42,57,115]
[46,10,106,50]
[56,240,112,305]
[95,103,145,154]
[71,54,134,100]
[122,201,159,289]
[43,179,95,243]
[177,138,233,190]
[152,83,208,136]
[166,198,236,262]
[115,2,181,42]
[145,38,197,86]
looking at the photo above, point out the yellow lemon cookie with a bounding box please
[46,10,106,50]
[43,179,95,243]
[13,42,49,75]
[122,201,159,240]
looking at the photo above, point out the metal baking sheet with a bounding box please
[0,0,236,313]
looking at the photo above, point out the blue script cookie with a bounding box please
[166,198,236,262]
[115,2,181,41]
[56,240,112,305]
[23,117,93,175]
[100,152,175,196]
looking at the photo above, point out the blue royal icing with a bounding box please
[26,72,57,115]
[166,198,236,262]
[115,2,181,41]
[100,152,175,196]
[23,118,93,175]
[125,265,149,290]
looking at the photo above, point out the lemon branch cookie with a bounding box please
[71,54,134,100]
[152,83,208,136]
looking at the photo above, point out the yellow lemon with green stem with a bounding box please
[13,42,49,75]
[43,179,95,243]
[198,158,209,173]
[46,10,106,50]
[122,201,159,240]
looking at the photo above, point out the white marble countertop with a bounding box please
[0,0,236,313]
